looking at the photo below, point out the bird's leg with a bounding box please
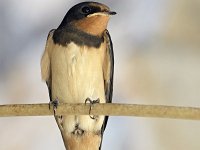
[49,98,64,131]
[49,97,59,115]
[85,98,100,119]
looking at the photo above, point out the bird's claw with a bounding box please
[85,98,100,119]
[49,98,59,115]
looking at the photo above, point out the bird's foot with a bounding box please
[49,98,59,115]
[85,98,100,120]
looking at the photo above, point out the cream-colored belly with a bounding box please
[51,42,106,132]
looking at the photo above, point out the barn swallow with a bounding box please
[41,2,115,150]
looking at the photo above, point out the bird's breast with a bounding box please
[51,42,106,103]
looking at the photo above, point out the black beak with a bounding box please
[107,11,117,15]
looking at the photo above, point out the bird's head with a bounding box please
[59,1,116,36]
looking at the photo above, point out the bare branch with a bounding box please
[0,103,200,120]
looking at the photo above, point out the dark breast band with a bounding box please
[53,25,104,48]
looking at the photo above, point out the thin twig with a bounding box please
[0,103,200,120]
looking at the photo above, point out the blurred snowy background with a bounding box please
[1,0,200,150]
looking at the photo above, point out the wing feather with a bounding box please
[99,30,114,150]
[103,30,114,104]
[41,29,55,101]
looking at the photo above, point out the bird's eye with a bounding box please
[81,6,91,14]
